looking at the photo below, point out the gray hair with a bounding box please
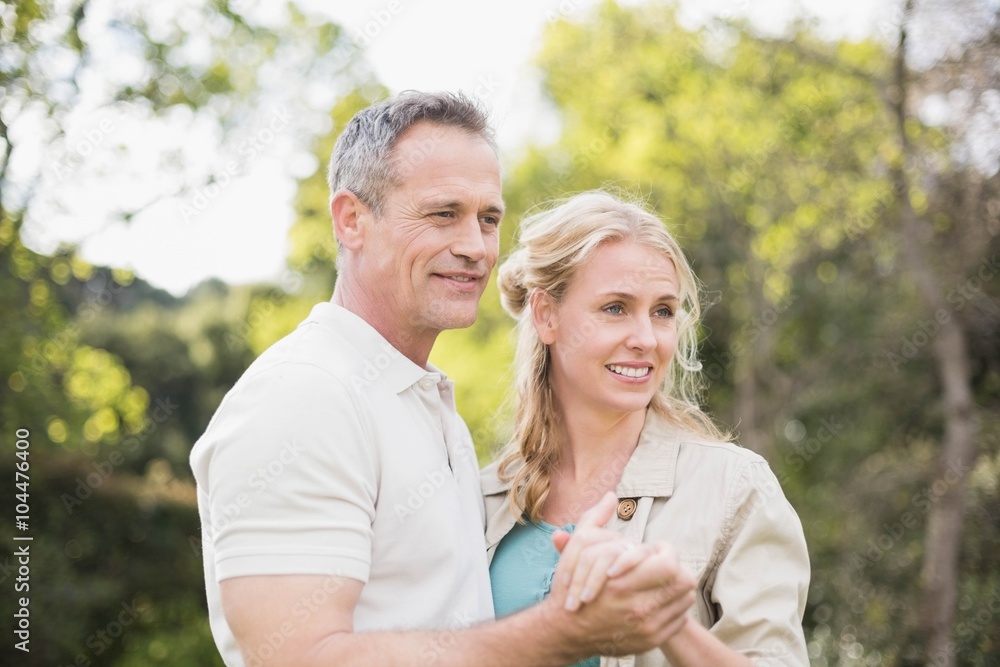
[327,90,497,215]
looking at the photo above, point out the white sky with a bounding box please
[19,0,898,295]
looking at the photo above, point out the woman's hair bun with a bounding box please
[498,250,530,318]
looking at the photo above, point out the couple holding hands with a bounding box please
[191,91,810,667]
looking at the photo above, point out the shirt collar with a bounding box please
[302,302,444,394]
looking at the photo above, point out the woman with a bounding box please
[482,191,810,666]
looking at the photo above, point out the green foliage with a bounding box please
[2,1,998,665]
[495,3,1000,663]
[0,1,365,664]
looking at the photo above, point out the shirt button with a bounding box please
[420,378,436,391]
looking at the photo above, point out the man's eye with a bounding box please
[481,216,500,226]
[604,304,624,315]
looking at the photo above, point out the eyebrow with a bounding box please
[598,291,678,302]
[424,199,505,217]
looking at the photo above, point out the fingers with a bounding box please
[550,493,617,600]
[610,557,696,653]
[632,588,695,648]
[572,541,653,610]
[551,526,619,604]
[575,491,618,530]
[612,540,686,594]
[605,541,651,578]
[544,543,697,658]
[551,529,571,555]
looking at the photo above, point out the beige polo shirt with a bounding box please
[482,410,810,667]
[191,303,493,666]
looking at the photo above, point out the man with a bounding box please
[190,91,694,667]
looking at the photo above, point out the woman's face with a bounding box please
[534,240,679,419]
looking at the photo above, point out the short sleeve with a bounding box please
[199,363,378,584]
[708,460,811,666]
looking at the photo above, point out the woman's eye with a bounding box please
[655,307,674,318]
[604,304,624,315]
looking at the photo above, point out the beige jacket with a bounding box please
[481,410,810,667]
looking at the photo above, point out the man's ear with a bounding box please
[530,289,558,345]
[330,189,371,252]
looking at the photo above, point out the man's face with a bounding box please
[357,121,504,348]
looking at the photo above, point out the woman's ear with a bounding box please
[530,289,558,345]
[330,189,371,252]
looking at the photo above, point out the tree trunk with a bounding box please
[733,259,775,460]
[891,3,981,664]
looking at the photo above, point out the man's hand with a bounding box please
[542,492,696,658]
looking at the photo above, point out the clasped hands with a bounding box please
[544,492,696,657]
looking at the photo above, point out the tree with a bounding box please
[887,1,999,664]
[1,1,366,664]
[495,2,1000,663]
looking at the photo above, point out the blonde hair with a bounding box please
[496,190,729,522]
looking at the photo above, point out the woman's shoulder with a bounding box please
[644,411,766,466]
[679,433,767,465]
[479,457,518,496]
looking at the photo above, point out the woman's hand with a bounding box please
[550,492,684,612]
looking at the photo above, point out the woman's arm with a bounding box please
[665,458,810,666]
[660,618,754,666]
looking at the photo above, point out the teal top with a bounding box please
[490,519,600,667]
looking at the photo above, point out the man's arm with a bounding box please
[222,561,692,667]
[220,494,695,667]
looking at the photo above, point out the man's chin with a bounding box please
[422,305,481,333]
[442,313,479,331]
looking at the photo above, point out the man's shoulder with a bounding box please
[242,315,357,385]
[189,315,368,476]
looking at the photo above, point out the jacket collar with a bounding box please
[616,409,680,498]
[481,408,681,499]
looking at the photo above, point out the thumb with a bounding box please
[576,491,617,530]
[552,529,572,554]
